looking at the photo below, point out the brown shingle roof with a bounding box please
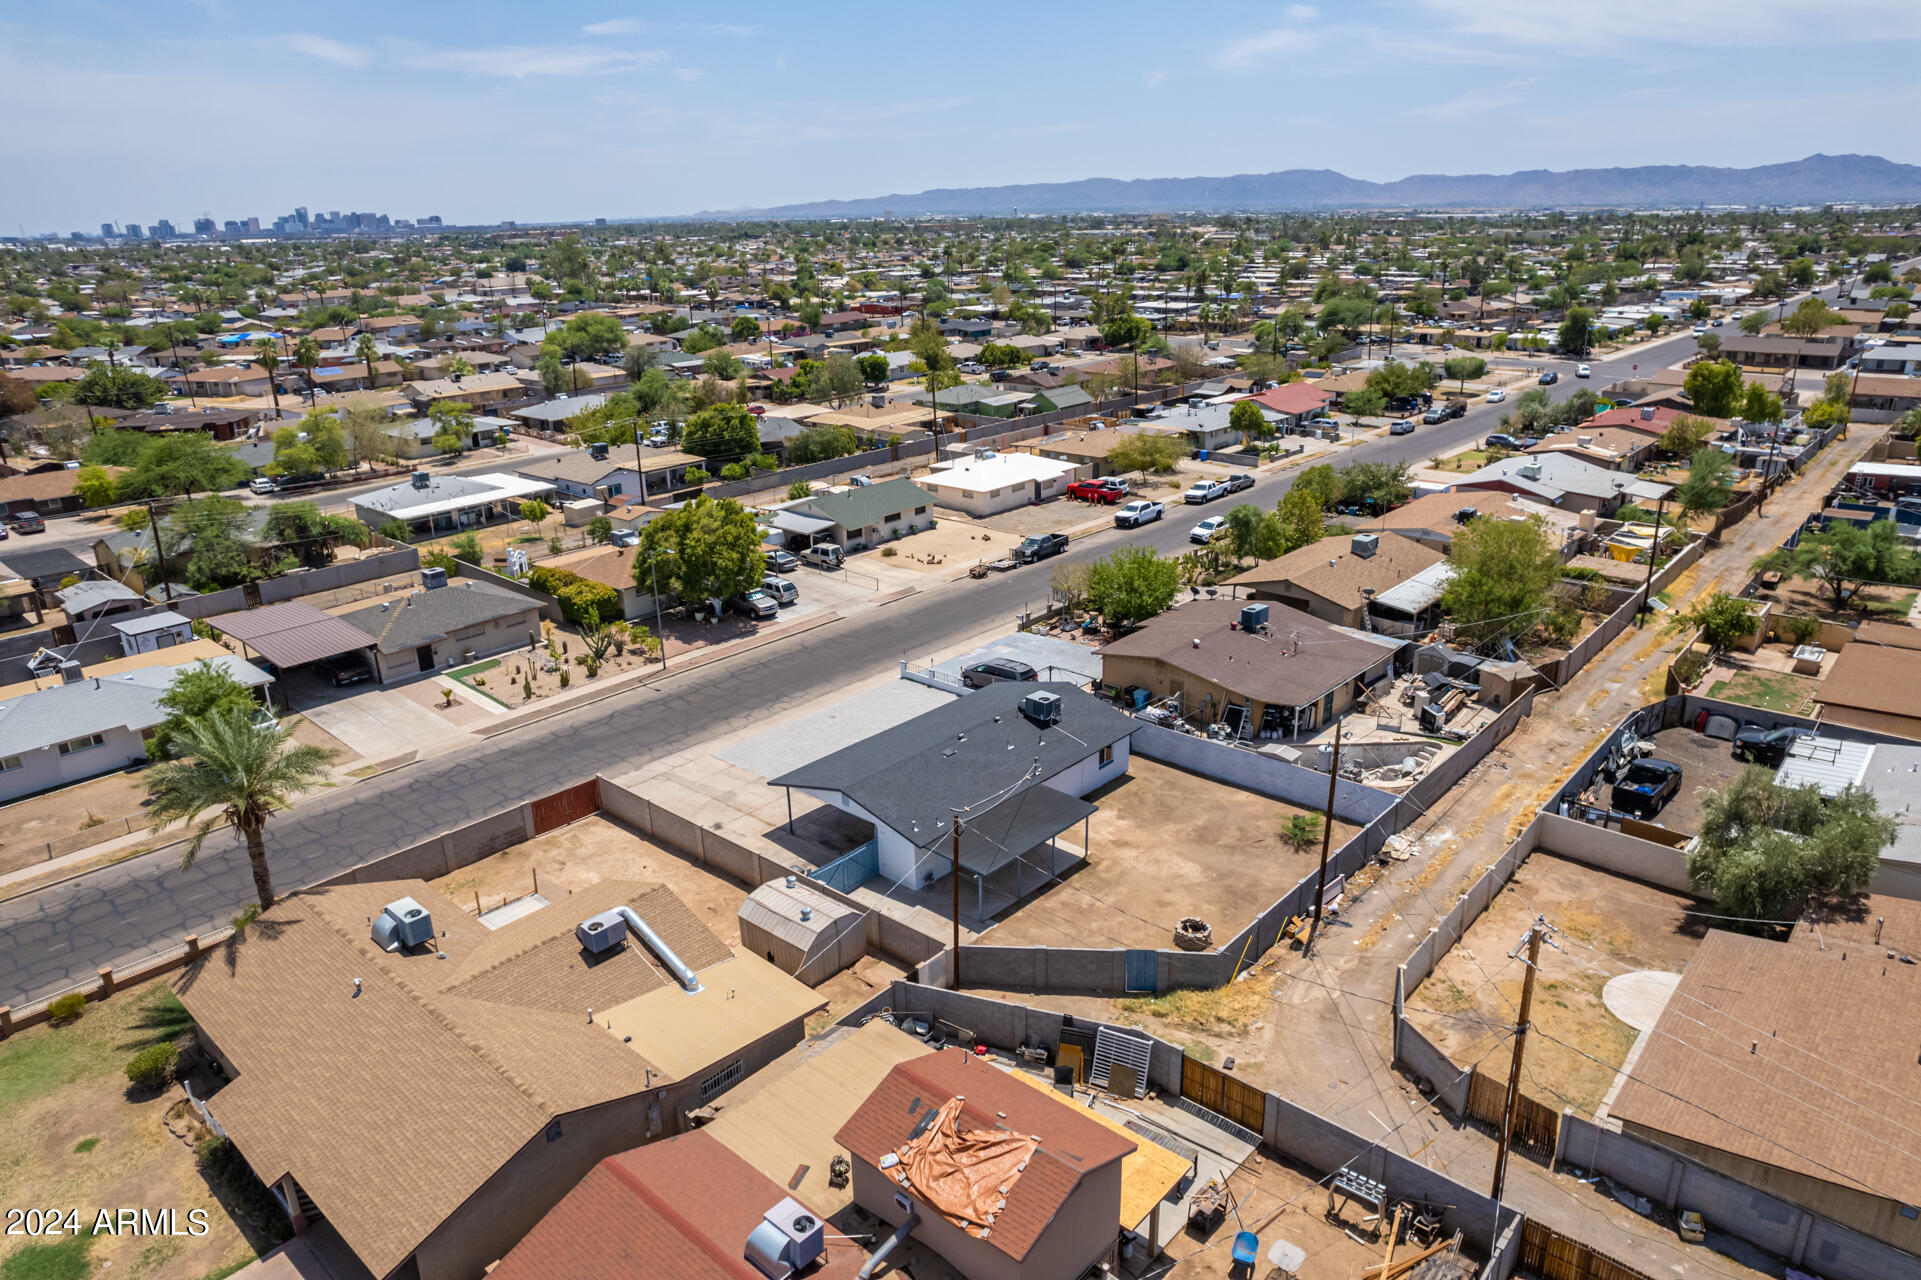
[1852,621,1921,652]
[1224,530,1444,612]
[176,878,735,1278]
[1096,598,1389,710]
[1816,643,1921,721]
[835,1048,1132,1262]
[1608,930,1921,1207]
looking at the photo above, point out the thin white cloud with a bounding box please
[399,44,663,78]
[1412,77,1539,119]
[582,18,642,36]
[692,23,758,37]
[675,67,704,82]
[1285,4,1319,20]
[289,33,371,68]
[1146,69,1168,89]
[1413,0,1921,49]
[1215,6,1322,69]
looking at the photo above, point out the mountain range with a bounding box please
[693,154,1921,219]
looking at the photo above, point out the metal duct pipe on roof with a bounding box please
[857,1210,918,1280]
[613,906,702,993]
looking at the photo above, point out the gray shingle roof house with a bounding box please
[769,681,1135,889]
[781,478,936,550]
[339,579,544,683]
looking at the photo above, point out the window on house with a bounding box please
[914,506,927,515]
[56,734,106,756]
[699,1058,745,1103]
[1903,1205,1920,1221]
[0,755,21,773]
[1099,745,1114,767]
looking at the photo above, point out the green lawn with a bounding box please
[1863,590,1919,619]
[0,984,190,1112]
[1,1234,94,1280]
[444,658,500,681]
[1705,670,1820,715]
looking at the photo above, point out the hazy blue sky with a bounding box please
[6,0,1920,233]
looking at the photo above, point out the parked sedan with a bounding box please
[1733,725,1803,767]
[1182,479,1227,504]
[1611,759,1683,818]
[1189,515,1227,544]
[764,549,800,574]
[1115,499,1163,528]
[1486,389,1507,403]
[961,657,1038,689]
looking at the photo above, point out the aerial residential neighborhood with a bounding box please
[5,7,1921,1280]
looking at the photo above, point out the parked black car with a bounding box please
[1538,370,1560,385]
[1733,725,1803,767]
[317,653,374,687]
[1014,532,1069,563]
[1484,433,1525,451]
[961,658,1039,688]
[1611,759,1683,818]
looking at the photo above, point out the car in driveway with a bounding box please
[730,589,779,620]
[1484,433,1525,451]
[1014,531,1069,564]
[800,543,844,570]
[1190,515,1227,544]
[9,510,45,534]
[1538,370,1560,385]
[317,653,374,687]
[1066,476,1128,504]
[764,549,800,574]
[1115,499,1163,528]
[1486,388,1507,403]
[961,657,1038,689]
[1733,724,1804,767]
[1611,758,1683,818]
[759,574,798,605]
[1575,364,1591,378]
[1222,472,1255,494]
[1389,418,1416,435]
[1182,478,1227,504]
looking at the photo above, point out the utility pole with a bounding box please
[950,812,963,990]
[140,500,176,602]
[1637,491,1669,624]
[1491,915,1546,1203]
[1305,719,1342,955]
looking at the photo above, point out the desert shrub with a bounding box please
[48,992,86,1023]
[1672,647,1710,686]
[125,1043,180,1090]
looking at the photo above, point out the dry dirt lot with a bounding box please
[862,517,1020,574]
[0,769,155,877]
[429,813,753,947]
[976,756,1359,953]
[0,979,276,1280]
[1408,853,1709,1117]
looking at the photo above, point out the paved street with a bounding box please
[0,284,1862,1008]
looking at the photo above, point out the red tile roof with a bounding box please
[1248,382,1335,416]
[835,1049,1133,1262]
[1582,404,1725,437]
[491,1129,868,1280]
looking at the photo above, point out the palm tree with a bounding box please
[144,709,336,912]
[253,338,282,416]
[292,335,320,406]
[357,332,380,389]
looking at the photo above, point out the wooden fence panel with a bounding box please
[1182,1054,1266,1133]
[1520,1218,1654,1280]
[1466,1069,1561,1158]
[530,779,599,835]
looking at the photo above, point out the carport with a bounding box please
[916,780,1097,919]
[207,601,376,704]
[763,508,836,549]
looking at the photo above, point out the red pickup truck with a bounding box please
[1066,477,1128,504]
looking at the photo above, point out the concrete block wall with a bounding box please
[1130,722,1399,825]
[1535,812,1694,893]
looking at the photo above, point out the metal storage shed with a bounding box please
[738,877,864,982]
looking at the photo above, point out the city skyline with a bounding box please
[5,0,1921,233]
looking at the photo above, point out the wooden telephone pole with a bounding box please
[1491,915,1547,1203]
[1305,721,1343,956]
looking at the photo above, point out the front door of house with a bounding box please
[416,645,436,672]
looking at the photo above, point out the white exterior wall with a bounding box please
[1041,737,1130,800]
[0,725,147,803]
[119,622,192,655]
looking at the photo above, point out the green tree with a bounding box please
[519,499,550,530]
[292,335,321,402]
[787,425,859,465]
[536,348,566,395]
[634,494,764,602]
[1342,388,1386,419]
[1293,464,1343,511]
[1281,813,1321,855]
[1442,355,1487,391]
[1780,298,1843,338]
[681,402,760,460]
[817,353,864,406]
[1557,306,1594,358]
[856,353,890,384]
[979,342,1025,368]
[1086,545,1180,625]
[587,516,613,544]
[1366,360,1433,401]
[149,660,261,759]
[1673,447,1734,525]
[1274,485,1325,553]
[120,432,250,498]
[1335,460,1411,512]
[73,465,116,508]
[1683,592,1757,653]
[68,361,167,411]
[550,312,624,362]
[730,315,762,343]
[1683,359,1745,418]
[356,333,381,389]
[253,339,282,416]
[1741,382,1783,424]
[1106,433,1188,480]
[1440,514,1562,642]
[1687,767,1894,922]
[1228,399,1272,446]
[1760,519,1919,611]
[1225,503,1281,563]
[143,708,335,911]
[1739,311,1768,336]
[1657,414,1718,458]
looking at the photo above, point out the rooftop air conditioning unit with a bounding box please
[745,1197,825,1280]
[1020,690,1063,726]
[1518,461,1543,480]
[420,566,448,590]
[410,471,431,489]
[1640,406,1656,420]
[588,441,609,461]
[1239,602,1270,632]
[372,897,435,951]
[1577,435,1592,448]
[1351,532,1379,559]
[575,908,629,955]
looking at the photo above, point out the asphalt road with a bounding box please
[6,274,1879,1007]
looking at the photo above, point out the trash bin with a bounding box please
[1196,449,1209,461]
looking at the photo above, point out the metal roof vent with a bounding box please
[372,897,435,952]
[745,1197,824,1280]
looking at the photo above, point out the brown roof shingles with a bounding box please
[1224,530,1445,612]
[1816,643,1921,722]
